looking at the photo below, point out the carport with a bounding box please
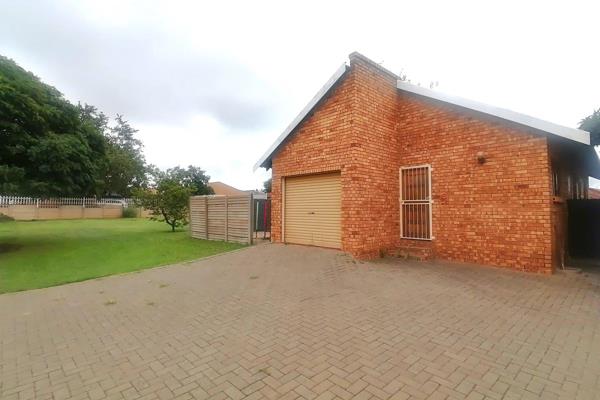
[568,199,600,259]
[549,136,600,268]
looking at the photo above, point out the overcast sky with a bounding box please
[1,0,599,190]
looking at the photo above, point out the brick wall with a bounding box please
[271,53,555,273]
[270,65,355,245]
[344,54,400,257]
[271,54,400,258]
[396,94,553,273]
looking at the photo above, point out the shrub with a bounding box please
[133,179,191,231]
[122,207,138,218]
[0,213,14,222]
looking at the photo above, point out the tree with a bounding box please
[263,177,272,193]
[166,165,214,195]
[77,103,109,191]
[103,115,147,196]
[78,103,108,134]
[133,178,192,232]
[580,109,600,146]
[133,165,214,231]
[77,105,149,197]
[0,55,107,196]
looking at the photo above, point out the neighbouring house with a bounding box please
[208,181,247,196]
[209,181,268,199]
[254,52,600,274]
[589,188,600,199]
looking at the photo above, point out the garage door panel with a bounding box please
[284,172,341,249]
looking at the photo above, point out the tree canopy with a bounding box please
[263,177,272,193]
[77,105,147,197]
[104,115,147,196]
[165,165,214,195]
[0,56,106,196]
[580,109,600,146]
[1,55,150,197]
[133,177,192,232]
[133,165,214,231]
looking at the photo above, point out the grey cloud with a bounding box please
[0,1,280,130]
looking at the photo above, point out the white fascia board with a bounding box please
[396,81,590,145]
[254,63,349,171]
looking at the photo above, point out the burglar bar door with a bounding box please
[400,165,433,240]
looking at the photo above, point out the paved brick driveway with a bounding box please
[1,244,600,400]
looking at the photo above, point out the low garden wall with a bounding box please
[0,204,131,220]
[0,196,152,220]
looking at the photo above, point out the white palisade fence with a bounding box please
[0,196,133,207]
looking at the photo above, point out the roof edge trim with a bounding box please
[254,63,349,171]
[396,81,590,145]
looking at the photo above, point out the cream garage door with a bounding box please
[284,172,341,249]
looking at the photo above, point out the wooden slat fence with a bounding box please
[190,195,253,244]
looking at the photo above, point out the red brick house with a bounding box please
[254,52,600,274]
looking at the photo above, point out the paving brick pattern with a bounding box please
[1,244,599,400]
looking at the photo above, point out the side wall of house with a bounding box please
[270,68,355,246]
[270,55,400,258]
[270,54,555,273]
[344,55,400,257]
[396,94,554,273]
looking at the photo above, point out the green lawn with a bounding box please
[0,219,245,293]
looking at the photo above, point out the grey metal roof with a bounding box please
[254,56,592,171]
[397,81,590,145]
